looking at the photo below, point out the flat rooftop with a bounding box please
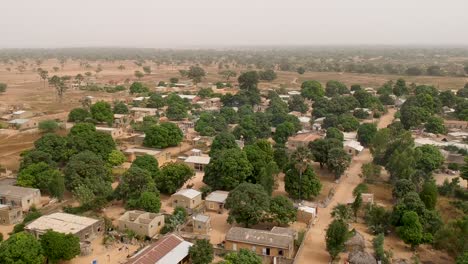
[173,189,201,199]
[26,212,100,235]
[0,185,40,199]
[184,155,210,165]
[124,147,161,156]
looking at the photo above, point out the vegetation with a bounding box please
[189,239,214,264]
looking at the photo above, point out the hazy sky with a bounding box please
[1,0,467,48]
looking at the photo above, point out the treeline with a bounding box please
[1,47,468,77]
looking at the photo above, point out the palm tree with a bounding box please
[290,146,313,201]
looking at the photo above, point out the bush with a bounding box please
[448,163,459,171]
[39,120,59,133]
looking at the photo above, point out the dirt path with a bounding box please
[295,108,395,263]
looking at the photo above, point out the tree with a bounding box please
[37,68,48,89]
[288,95,308,113]
[155,162,194,194]
[331,204,352,222]
[439,90,457,107]
[129,82,149,94]
[392,179,416,200]
[134,70,144,80]
[225,183,270,227]
[116,166,156,199]
[144,122,183,148]
[67,123,116,160]
[127,191,161,213]
[284,163,322,200]
[203,148,253,190]
[237,71,261,106]
[462,156,468,182]
[38,120,59,133]
[147,94,165,108]
[326,80,348,97]
[219,70,237,81]
[187,66,206,84]
[406,67,423,76]
[259,69,277,81]
[301,80,324,100]
[40,230,80,264]
[424,116,446,134]
[142,66,152,75]
[326,219,348,261]
[107,150,126,166]
[327,148,351,179]
[68,108,91,122]
[365,205,391,234]
[415,144,444,173]
[222,249,262,264]
[48,75,68,101]
[326,127,344,141]
[90,101,113,125]
[0,83,7,93]
[166,96,188,120]
[17,162,65,199]
[113,101,129,114]
[0,232,45,264]
[170,77,179,84]
[268,196,297,225]
[64,151,113,199]
[210,132,239,156]
[130,154,159,178]
[220,107,239,124]
[273,122,295,144]
[34,133,69,162]
[19,150,55,170]
[397,211,423,249]
[189,239,214,264]
[244,140,278,194]
[309,138,342,168]
[393,78,408,96]
[297,66,306,74]
[419,181,438,210]
[351,192,362,220]
[357,123,377,146]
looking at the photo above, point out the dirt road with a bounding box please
[295,109,395,263]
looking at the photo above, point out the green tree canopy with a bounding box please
[143,122,183,148]
[68,108,91,122]
[284,163,322,200]
[129,82,149,94]
[301,80,324,100]
[90,101,113,125]
[210,132,239,157]
[0,232,45,264]
[222,249,262,264]
[189,239,214,264]
[357,123,377,146]
[130,154,159,178]
[40,230,80,264]
[396,211,424,249]
[155,162,194,194]
[326,219,349,261]
[225,183,270,227]
[267,195,297,225]
[113,101,129,114]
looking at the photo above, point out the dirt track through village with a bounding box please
[295,109,395,264]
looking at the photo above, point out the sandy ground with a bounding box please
[65,235,140,264]
[434,173,466,188]
[0,224,14,240]
[295,109,396,264]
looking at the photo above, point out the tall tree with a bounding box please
[48,75,68,102]
[40,230,80,264]
[326,219,349,261]
[0,232,45,264]
[225,183,270,227]
[189,239,214,264]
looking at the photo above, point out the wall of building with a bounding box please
[118,216,164,238]
[225,241,292,259]
[172,194,202,209]
[0,207,23,225]
[205,201,223,212]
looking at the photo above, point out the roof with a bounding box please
[173,189,201,199]
[126,234,192,264]
[8,119,30,124]
[0,185,40,198]
[26,213,100,235]
[348,250,377,264]
[271,227,296,237]
[131,107,156,112]
[193,214,210,223]
[178,94,196,100]
[288,133,321,143]
[448,132,468,138]
[298,205,317,215]
[96,126,118,131]
[205,191,229,203]
[345,232,365,248]
[124,148,161,156]
[184,156,210,165]
[225,227,294,249]
[12,110,26,115]
[344,140,364,152]
[299,116,311,123]
[343,132,357,140]
[287,91,301,95]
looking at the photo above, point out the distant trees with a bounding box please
[143,122,183,148]
[37,68,49,89]
[142,66,152,75]
[219,70,237,81]
[134,70,144,80]
[90,101,113,125]
[325,80,348,97]
[48,75,68,101]
[129,82,149,94]
[297,67,306,74]
[184,66,206,84]
[258,69,277,81]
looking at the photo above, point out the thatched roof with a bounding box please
[348,250,377,264]
[345,231,365,249]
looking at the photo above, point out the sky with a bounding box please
[1,0,467,48]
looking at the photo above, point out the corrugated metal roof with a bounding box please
[126,234,192,264]
[226,227,294,249]
[173,189,201,199]
[184,156,210,165]
[205,191,229,203]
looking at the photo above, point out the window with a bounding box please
[158,221,161,226]
[252,246,256,251]
[262,248,270,256]
[232,243,237,251]
[279,250,284,256]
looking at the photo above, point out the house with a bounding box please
[361,193,374,204]
[0,204,23,225]
[364,87,377,96]
[12,110,33,119]
[287,133,321,149]
[130,107,157,118]
[312,117,325,131]
[287,91,301,96]
[343,132,357,141]
[0,185,42,211]
[25,212,104,241]
[192,214,211,234]
[297,205,318,224]
[184,156,210,172]
[299,116,311,130]
[444,120,468,131]
[185,148,202,157]
[114,114,130,126]
[126,234,192,264]
[118,210,165,238]
[124,147,164,163]
[344,140,364,156]
[96,126,124,139]
[171,189,203,209]
[345,232,366,252]
[8,119,37,130]
[205,190,229,213]
[225,227,295,259]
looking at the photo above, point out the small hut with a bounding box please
[348,250,377,264]
[345,232,365,252]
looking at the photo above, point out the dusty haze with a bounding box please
[1,0,468,48]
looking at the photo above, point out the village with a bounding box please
[0,57,467,264]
